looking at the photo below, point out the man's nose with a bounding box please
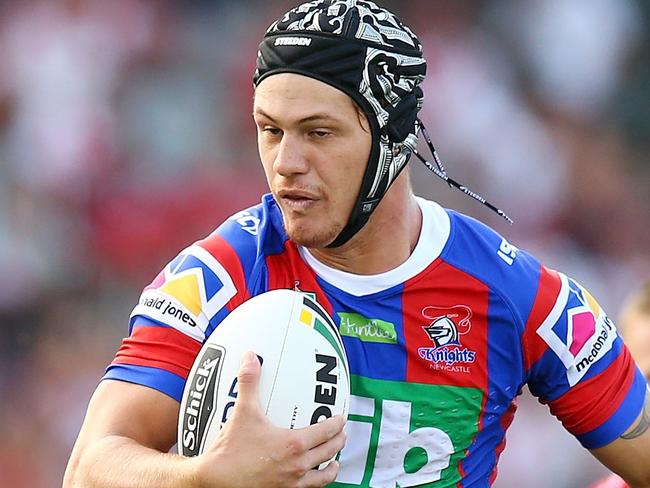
[273,133,309,176]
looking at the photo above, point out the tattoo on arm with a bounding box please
[620,389,650,440]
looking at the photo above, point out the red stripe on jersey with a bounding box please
[522,266,562,372]
[403,260,489,389]
[200,234,250,311]
[266,241,335,318]
[490,399,518,485]
[546,346,635,435]
[112,326,202,379]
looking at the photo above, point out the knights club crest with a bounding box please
[419,305,476,368]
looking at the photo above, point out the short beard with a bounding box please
[283,219,343,249]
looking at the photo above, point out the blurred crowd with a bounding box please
[0,1,648,486]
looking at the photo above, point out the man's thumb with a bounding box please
[234,351,262,413]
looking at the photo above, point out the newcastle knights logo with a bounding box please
[419,305,476,369]
[422,305,472,347]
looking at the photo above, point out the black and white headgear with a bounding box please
[254,0,427,247]
[254,0,512,246]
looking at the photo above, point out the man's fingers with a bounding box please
[300,460,340,488]
[296,415,346,449]
[232,351,262,416]
[304,430,346,471]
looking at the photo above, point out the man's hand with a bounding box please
[65,351,346,488]
[190,350,347,487]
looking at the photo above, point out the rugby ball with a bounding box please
[177,289,350,457]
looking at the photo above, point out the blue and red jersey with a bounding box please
[105,193,646,487]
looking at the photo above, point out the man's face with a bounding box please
[254,73,372,248]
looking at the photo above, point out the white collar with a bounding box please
[298,197,450,297]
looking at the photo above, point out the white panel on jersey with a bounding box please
[298,197,450,296]
[372,399,453,487]
[131,244,237,341]
[350,394,375,417]
[336,419,374,485]
[131,289,205,341]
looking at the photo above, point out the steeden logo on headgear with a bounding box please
[275,36,312,47]
[418,305,476,373]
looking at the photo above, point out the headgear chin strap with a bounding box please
[253,0,427,248]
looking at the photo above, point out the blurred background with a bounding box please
[0,0,648,486]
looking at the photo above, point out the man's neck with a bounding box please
[308,182,422,275]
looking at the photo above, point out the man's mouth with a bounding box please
[278,190,319,209]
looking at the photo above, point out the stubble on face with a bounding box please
[280,206,345,248]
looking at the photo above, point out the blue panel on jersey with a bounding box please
[576,367,648,449]
[460,290,524,484]
[103,364,185,403]
[129,315,174,334]
[169,254,184,273]
[262,194,290,255]
[441,211,540,336]
[317,277,407,382]
[214,194,286,298]
[550,315,569,350]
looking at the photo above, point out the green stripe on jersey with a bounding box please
[330,375,483,487]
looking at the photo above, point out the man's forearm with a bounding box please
[63,435,198,488]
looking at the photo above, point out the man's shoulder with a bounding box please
[200,193,287,262]
[154,193,288,299]
[440,206,542,288]
[424,203,546,328]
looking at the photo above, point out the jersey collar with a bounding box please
[298,197,450,297]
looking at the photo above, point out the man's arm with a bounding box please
[590,389,650,488]
[64,351,346,488]
[63,380,194,487]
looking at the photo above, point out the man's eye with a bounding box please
[263,127,282,136]
[311,130,330,138]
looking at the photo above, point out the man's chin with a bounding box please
[285,224,340,249]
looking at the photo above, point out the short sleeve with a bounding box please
[523,268,648,448]
[104,237,246,402]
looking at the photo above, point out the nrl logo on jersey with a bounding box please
[418,305,476,368]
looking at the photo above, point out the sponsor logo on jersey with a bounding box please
[536,274,617,386]
[332,375,483,487]
[418,305,476,371]
[497,237,518,265]
[338,313,398,344]
[229,210,260,236]
[131,245,236,340]
[137,293,198,328]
